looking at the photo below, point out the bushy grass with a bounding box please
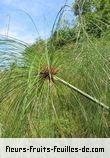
[0,5,110,137]
[0,34,110,138]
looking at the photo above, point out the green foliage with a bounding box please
[0,2,110,138]
[0,34,110,137]
[73,0,92,16]
[50,28,76,48]
[73,0,110,37]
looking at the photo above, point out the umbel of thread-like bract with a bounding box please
[39,65,58,82]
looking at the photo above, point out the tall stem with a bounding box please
[54,76,110,111]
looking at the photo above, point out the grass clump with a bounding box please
[0,4,110,138]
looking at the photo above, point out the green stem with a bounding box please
[54,76,110,111]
